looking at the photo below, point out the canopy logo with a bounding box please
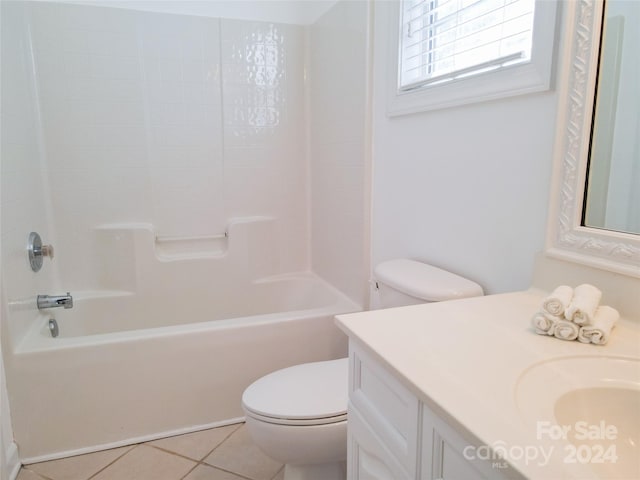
[463,420,620,469]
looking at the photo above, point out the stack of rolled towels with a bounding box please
[531,284,619,345]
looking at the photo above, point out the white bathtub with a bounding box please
[9,272,359,462]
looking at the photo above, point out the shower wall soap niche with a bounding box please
[154,232,228,259]
[94,217,280,291]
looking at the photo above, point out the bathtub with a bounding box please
[8,272,359,462]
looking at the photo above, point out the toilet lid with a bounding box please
[242,358,348,423]
[375,259,484,301]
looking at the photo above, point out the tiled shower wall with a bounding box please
[1,1,58,345]
[309,1,369,305]
[27,1,307,289]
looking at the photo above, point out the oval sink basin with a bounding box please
[515,356,640,479]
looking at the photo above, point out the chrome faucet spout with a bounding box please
[37,292,73,310]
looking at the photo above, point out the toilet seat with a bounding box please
[242,358,348,427]
[244,409,347,426]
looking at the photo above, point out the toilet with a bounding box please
[241,259,484,480]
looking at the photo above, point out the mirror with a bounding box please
[546,0,640,277]
[583,0,640,235]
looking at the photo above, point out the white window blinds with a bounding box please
[399,0,536,91]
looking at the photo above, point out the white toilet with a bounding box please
[241,259,483,480]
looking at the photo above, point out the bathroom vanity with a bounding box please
[335,290,640,479]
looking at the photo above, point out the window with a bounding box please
[400,0,535,89]
[387,0,558,115]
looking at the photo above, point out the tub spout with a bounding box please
[37,292,73,310]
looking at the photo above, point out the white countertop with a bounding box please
[335,289,640,479]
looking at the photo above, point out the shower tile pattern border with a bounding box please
[17,423,284,480]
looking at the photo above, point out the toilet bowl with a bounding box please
[242,358,348,480]
[241,259,483,480]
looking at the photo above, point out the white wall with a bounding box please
[371,1,559,295]
[309,0,369,306]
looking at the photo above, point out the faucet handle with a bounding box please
[41,244,54,259]
[63,292,73,309]
[28,232,54,272]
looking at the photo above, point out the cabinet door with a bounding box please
[350,346,420,476]
[349,403,412,480]
[421,403,511,480]
[423,429,487,480]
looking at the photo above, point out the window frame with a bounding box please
[386,0,559,116]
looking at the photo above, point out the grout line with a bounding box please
[85,445,137,480]
[197,422,244,461]
[177,462,200,480]
[145,421,243,465]
[270,465,285,480]
[197,464,256,480]
[167,422,269,480]
[199,459,279,480]
[179,461,257,480]
[198,423,284,480]
[145,444,203,464]
[19,467,55,480]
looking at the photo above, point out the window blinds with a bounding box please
[399,0,535,90]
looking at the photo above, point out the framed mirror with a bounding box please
[546,0,640,277]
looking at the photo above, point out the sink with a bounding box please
[515,356,640,479]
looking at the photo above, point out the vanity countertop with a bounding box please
[335,289,640,479]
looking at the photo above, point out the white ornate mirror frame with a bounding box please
[546,0,640,278]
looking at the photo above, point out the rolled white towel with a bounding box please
[553,319,579,341]
[542,285,573,317]
[564,284,602,325]
[531,311,559,335]
[578,306,619,345]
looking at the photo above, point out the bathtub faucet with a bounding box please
[37,292,73,310]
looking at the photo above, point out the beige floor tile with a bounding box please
[90,445,196,480]
[147,424,241,461]
[182,464,247,480]
[203,425,282,480]
[16,468,48,480]
[27,446,132,480]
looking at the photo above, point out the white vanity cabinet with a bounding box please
[347,343,513,480]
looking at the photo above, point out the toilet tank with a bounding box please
[374,259,484,308]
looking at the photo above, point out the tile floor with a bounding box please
[17,423,284,480]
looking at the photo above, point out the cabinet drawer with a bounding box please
[350,344,419,476]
